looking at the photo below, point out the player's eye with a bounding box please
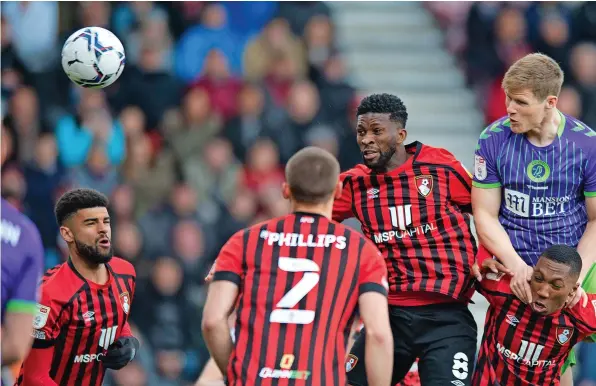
[551,284,562,290]
[373,129,382,135]
[533,275,544,282]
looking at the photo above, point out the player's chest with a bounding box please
[64,287,131,347]
[350,171,452,228]
[498,147,585,218]
[493,311,578,365]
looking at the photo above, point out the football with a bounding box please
[61,26,126,89]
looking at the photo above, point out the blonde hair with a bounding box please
[502,53,564,100]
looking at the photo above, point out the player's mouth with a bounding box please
[362,150,379,161]
[531,300,548,314]
[98,237,111,248]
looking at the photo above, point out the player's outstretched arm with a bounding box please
[358,292,393,386]
[202,280,238,376]
[1,309,36,366]
[472,187,533,303]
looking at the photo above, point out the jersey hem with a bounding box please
[472,181,502,188]
[6,300,37,314]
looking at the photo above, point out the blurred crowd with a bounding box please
[1,1,360,385]
[2,1,595,385]
[428,1,596,128]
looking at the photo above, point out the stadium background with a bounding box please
[1,1,595,385]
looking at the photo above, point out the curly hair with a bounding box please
[54,188,109,225]
[356,93,408,127]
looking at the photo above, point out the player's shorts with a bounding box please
[561,263,596,374]
[346,302,477,386]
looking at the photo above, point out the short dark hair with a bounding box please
[285,147,340,204]
[356,93,408,127]
[541,245,583,277]
[55,188,109,225]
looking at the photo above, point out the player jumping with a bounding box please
[334,93,478,385]
[472,52,595,385]
[202,147,394,386]
[473,245,596,386]
[16,188,139,386]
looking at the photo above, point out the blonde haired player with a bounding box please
[472,52,595,386]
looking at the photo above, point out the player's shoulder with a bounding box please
[108,256,136,277]
[477,116,515,145]
[562,113,596,148]
[416,143,462,166]
[1,199,42,246]
[340,164,370,181]
[39,263,81,305]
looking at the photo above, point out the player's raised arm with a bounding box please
[201,231,243,375]
[332,171,354,222]
[357,242,393,386]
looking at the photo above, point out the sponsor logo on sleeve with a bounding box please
[32,304,50,329]
[346,354,358,372]
[474,155,487,181]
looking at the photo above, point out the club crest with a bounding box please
[345,354,358,372]
[556,327,573,345]
[120,292,130,314]
[415,175,433,197]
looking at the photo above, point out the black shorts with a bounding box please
[347,302,478,386]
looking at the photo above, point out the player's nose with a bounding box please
[536,284,550,299]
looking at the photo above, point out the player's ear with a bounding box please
[546,95,558,109]
[59,225,74,243]
[282,182,291,200]
[396,127,407,144]
[334,180,343,200]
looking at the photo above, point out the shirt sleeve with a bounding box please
[6,221,44,315]
[448,157,473,213]
[332,172,354,222]
[31,284,64,348]
[472,125,502,189]
[213,230,245,286]
[569,294,596,337]
[358,240,388,296]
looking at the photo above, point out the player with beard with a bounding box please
[15,188,139,386]
[334,94,478,386]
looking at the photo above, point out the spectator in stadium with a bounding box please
[569,42,596,128]
[243,17,307,82]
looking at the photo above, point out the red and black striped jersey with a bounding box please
[213,212,388,386]
[333,142,476,306]
[16,257,136,386]
[473,271,596,386]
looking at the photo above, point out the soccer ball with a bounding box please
[61,27,125,89]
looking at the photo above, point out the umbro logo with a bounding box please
[506,314,519,326]
[82,311,95,322]
[451,381,465,386]
[367,188,379,199]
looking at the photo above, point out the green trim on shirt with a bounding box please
[6,300,37,314]
[472,181,502,189]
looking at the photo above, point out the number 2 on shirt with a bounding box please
[270,257,320,324]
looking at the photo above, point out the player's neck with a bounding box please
[385,148,411,173]
[526,109,561,147]
[69,253,109,285]
[291,202,332,219]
